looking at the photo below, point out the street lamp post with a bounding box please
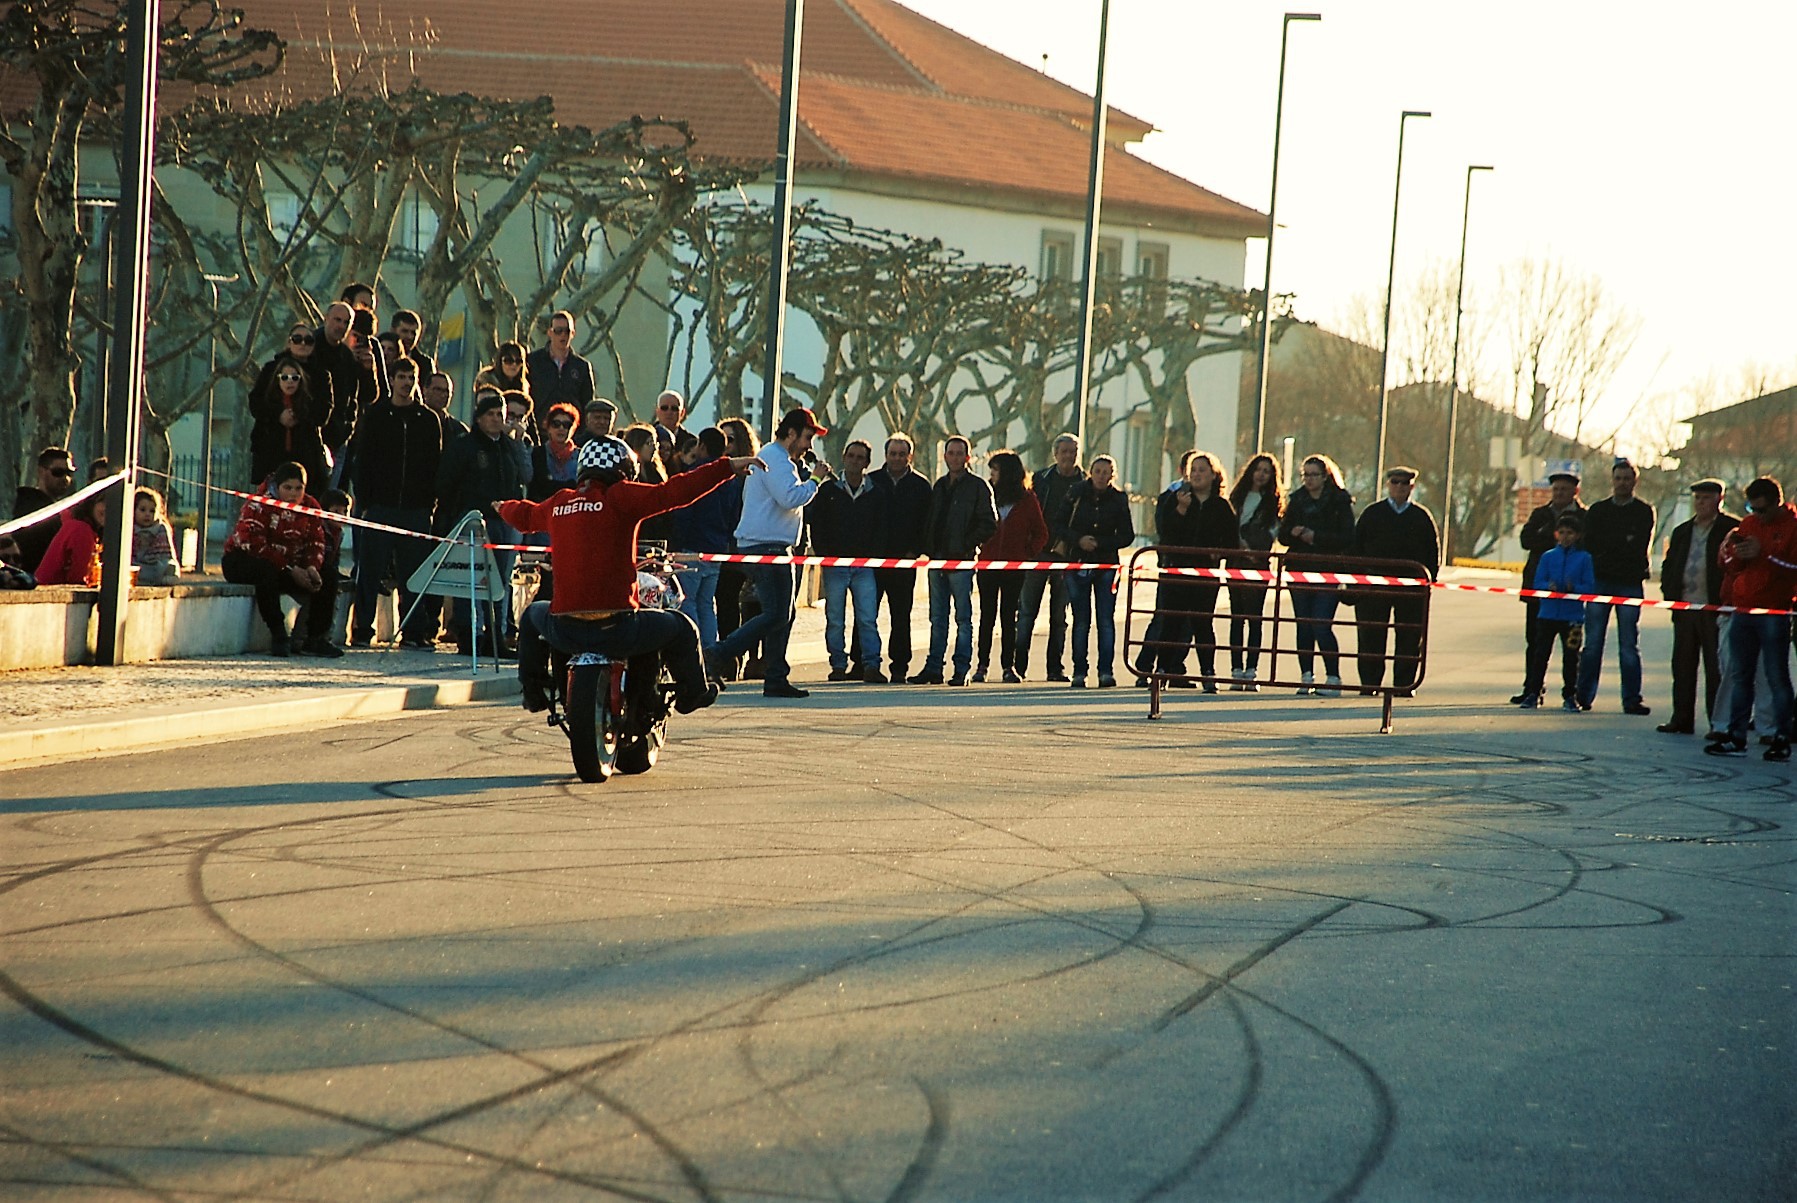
[1373,108,1431,480]
[1069,0,1115,452]
[1251,11,1321,457]
[1441,164,1493,559]
[759,0,805,444]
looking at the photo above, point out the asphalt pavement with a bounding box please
[0,584,1791,1201]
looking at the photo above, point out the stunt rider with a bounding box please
[497,436,760,714]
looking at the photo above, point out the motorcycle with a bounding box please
[519,544,687,784]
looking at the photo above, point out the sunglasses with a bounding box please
[289,333,315,345]
[501,354,523,363]
[277,373,303,383]
[547,419,574,430]
[49,467,75,479]
[549,326,571,336]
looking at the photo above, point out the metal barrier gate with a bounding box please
[1122,546,1434,733]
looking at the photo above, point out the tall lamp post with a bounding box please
[1441,164,1493,559]
[1069,0,1115,452]
[1372,108,1431,478]
[1251,11,1321,456]
[759,0,805,444]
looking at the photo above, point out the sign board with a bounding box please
[406,512,506,601]
[1535,458,1583,487]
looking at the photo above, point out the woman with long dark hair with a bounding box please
[974,449,1048,682]
[221,462,331,657]
[1226,453,1284,691]
[1149,451,1237,690]
[1278,453,1355,696]
[248,352,329,490]
[476,340,532,401]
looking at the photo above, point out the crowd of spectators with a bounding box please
[4,285,1791,760]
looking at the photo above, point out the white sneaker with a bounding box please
[1296,671,1315,696]
[1319,675,1342,698]
[1244,668,1260,693]
[1229,668,1246,692]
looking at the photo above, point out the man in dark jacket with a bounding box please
[435,392,527,654]
[1512,470,1584,704]
[872,434,933,683]
[1658,478,1740,734]
[1576,457,1656,714]
[1017,433,1085,681]
[525,310,596,430]
[1352,466,1441,692]
[347,378,443,647]
[807,439,888,682]
[910,436,998,686]
[11,446,78,573]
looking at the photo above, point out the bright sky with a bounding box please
[902,0,1797,446]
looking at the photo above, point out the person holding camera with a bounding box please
[1146,452,1236,688]
[704,408,831,699]
[1706,477,1795,761]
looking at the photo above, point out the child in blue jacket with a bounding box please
[1522,513,1595,710]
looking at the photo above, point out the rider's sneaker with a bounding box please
[520,677,551,713]
[675,683,721,714]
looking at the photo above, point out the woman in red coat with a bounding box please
[221,462,329,656]
[974,450,1049,683]
[34,494,106,586]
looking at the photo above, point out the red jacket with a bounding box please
[1720,503,1797,610]
[499,458,734,613]
[35,511,100,586]
[979,490,1049,561]
[222,491,328,572]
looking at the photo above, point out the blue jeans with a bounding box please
[1015,569,1069,677]
[678,559,722,648]
[823,565,881,672]
[1724,614,1793,741]
[924,568,975,677]
[520,600,705,699]
[712,542,796,685]
[1577,581,1643,708]
[1289,585,1341,676]
[1066,567,1117,680]
[351,504,434,643]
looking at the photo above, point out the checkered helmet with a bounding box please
[577,436,636,476]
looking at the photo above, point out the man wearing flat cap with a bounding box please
[1351,466,1440,693]
[1513,469,1584,705]
[1657,479,1739,734]
[576,398,617,446]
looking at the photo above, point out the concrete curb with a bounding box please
[0,674,521,769]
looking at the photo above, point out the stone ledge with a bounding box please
[0,580,254,603]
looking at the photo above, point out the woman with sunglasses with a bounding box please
[477,341,532,401]
[248,350,329,491]
[1278,454,1356,696]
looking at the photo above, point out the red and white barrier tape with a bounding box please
[141,470,1796,617]
[0,471,129,538]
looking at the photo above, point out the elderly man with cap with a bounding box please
[1512,468,1585,705]
[704,407,832,699]
[1657,478,1740,734]
[1350,466,1440,694]
[576,398,618,446]
[1576,457,1656,714]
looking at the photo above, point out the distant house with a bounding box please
[1676,386,1797,493]
[4,0,1267,494]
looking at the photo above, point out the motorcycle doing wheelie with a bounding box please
[525,544,688,783]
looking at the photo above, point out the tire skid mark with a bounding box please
[0,1118,185,1203]
[1131,992,1265,1203]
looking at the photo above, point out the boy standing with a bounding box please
[1523,513,1595,711]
